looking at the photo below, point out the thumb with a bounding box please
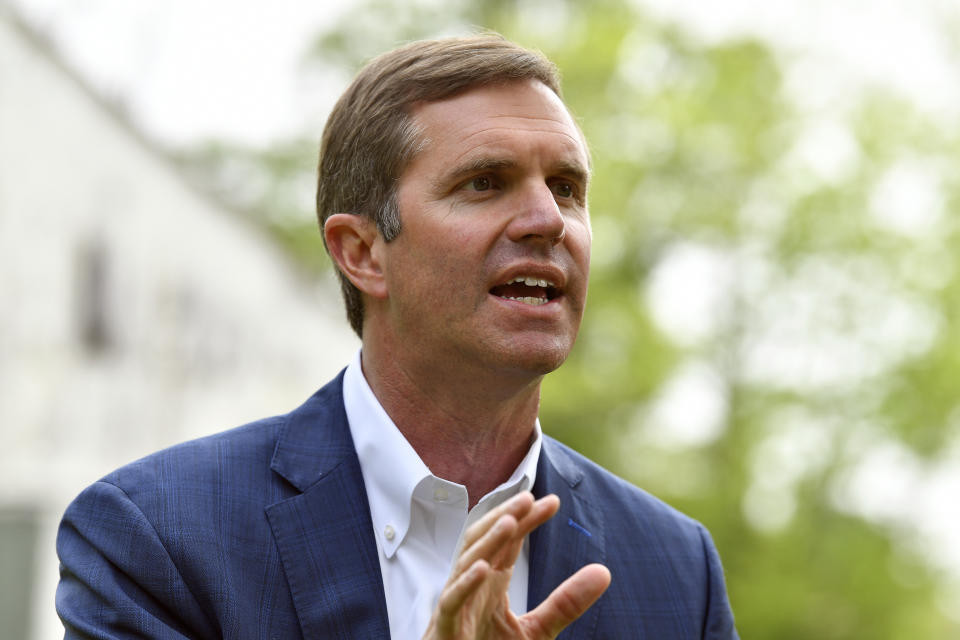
[522,563,611,638]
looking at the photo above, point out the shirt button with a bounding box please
[433,487,449,502]
[384,525,395,541]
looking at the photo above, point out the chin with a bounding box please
[488,337,574,377]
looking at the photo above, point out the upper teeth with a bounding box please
[507,276,554,288]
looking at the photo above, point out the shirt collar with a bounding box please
[342,350,541,557]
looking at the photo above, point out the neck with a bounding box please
[360,340,542,508]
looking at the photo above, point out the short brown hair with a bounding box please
[316,34,562,336]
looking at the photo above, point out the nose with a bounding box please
[506,181,566,245]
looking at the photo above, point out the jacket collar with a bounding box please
[266,372,391,638]
[269,371,355,491]
[528,437,606,638]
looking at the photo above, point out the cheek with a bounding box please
[567,223,592,274]
[393,244,472,307]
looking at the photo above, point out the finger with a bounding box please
[522,563,611,639]
[514,494,560,539]
[489,495,560,569]
[433,559,491,638]
[452,513,518,578]
[460,491,534,550]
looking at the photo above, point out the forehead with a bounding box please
[406,79,589,174]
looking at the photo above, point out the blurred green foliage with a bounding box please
[187,0,960,636]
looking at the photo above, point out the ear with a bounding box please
[324,214,388,299]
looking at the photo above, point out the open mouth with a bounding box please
[489,276,561,306]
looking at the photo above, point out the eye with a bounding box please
[550,181,575,199]
[461,176,494,192]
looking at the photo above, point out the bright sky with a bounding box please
[11,0,350,145]
[11,0,960,145]
[642,0,960,117]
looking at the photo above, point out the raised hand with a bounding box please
[423,492,611,640]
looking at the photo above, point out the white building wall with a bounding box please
[0,11,359,638]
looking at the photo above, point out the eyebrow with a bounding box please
[434,157,516,191]
[553,160,591,190]
[433,156,591,193]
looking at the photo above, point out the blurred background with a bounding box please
[2,0,959,637]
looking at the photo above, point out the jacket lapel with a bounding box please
[265,373,390,638]
[528,438,607,638]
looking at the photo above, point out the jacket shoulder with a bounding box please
[100,414,287,495]
[540,436,738,639]
[98,371,347,499]
[541,435,715,578]
[542,435,703,533]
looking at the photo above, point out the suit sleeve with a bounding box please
[697,524,739,640]
[56,480,216,640]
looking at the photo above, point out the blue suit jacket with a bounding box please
[57,373,737,638]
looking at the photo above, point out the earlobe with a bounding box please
[324,214,388,299]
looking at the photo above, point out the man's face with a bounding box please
[379,79,591,379]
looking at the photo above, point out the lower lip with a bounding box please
[489,293,564,315]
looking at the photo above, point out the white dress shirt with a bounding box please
[342,351,542,640]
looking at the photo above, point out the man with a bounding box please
[56,35,738,639]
